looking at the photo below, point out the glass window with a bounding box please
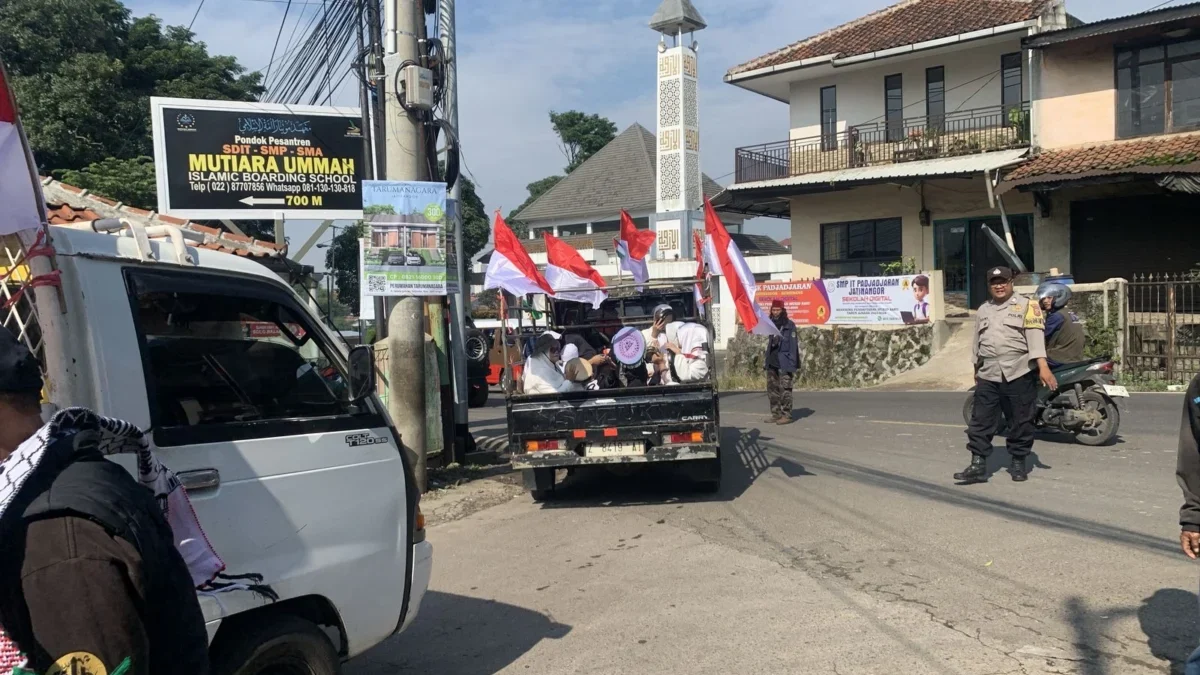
[591,220,620,234]
[926,66,945,129]
[1116,43,1168,137]
[820,219,903,278]
[1001,53,1023,114]
[1169,40,1200,59]
[1172,56,1200,128]
[820,86,837,151]
[885,74,904,142]
[133,290,355,428]
[558,224,588,236]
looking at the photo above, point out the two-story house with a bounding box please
[997,3,1200,282]
[720,0,1069,309]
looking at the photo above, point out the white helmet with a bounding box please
[1035,282,1072,311]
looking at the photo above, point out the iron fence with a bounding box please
[734,103,1031,184]
[1124,273,1200,383]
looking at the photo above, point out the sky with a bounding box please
[125,0,1143,270]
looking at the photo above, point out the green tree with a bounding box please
[506,175,562,234]
[457,173,490,263]
[550,110,617,173]
[1,0,263,204]
[324,222,368,315]
[59,156,156,208]
[508,111,615,231]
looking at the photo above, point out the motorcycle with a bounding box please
[962,356,1127,446]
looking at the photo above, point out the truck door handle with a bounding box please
[179,469,220,492]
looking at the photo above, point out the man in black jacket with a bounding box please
[0,327,209,675]
[764,300,801,425]
[1175,371,1200,675]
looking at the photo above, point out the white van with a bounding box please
[11,219,431,673]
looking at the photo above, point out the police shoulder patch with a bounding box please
[46,652,109,675]
[1023,299,1045,329]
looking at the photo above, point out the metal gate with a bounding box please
[1125,273,1200,384]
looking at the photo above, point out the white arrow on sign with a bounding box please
[238,196,287,206]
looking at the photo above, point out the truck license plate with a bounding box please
[586,442,644,457]
[1103,385,1130,398]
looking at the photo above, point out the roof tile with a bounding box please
[728,0,1047,76]
[1002,133,1200,184]
[513,123,725,224]
[39,178,285,260]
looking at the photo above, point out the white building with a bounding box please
[719,0,1071,310]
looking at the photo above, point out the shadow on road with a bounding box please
[1059,589,1198,675]
[540,425,812,508]
[346,591,571,675]
[770,444,1180,558]
[1140,588,1199,674]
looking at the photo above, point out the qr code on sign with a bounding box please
[366,275,387,294]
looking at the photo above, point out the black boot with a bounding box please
[1010,456,1028,482]
[954,456,988,483]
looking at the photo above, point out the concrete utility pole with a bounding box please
[384,0,429,491]
[438,0,470,463]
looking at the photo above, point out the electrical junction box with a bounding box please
[402,64,435,110]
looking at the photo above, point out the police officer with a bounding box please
[955,266,1057,483]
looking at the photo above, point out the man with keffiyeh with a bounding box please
[0,327,208,675]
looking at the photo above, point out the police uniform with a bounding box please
[958,266,1047,482]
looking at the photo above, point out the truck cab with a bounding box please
[3,220,432,674]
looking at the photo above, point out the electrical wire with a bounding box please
[264,0,294,85]
[187,0,208,30]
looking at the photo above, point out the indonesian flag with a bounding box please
[483,211,554,297]
[614,209,655,290]
[0,61,46,236]
[544,232,607,309]
[702,197,780,337]
[692,231,707,319]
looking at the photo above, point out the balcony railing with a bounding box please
[734,103,1031,184]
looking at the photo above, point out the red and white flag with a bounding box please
[702,197,780,337]
[0,61,46,236]
[614,209,655,290]
[692,231,707,319]
[483,211,554,297]
[544,232,607,309]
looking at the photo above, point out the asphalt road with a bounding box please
[348,391,1198,675]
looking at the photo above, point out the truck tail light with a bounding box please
[525,440,562,452]
[573,430,587,439]
[603,428,618,437]
[414,505,426,543]
[668,431,704,444]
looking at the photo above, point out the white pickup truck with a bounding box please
[3,217,431,674]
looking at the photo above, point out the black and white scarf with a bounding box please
[0,408,275,673]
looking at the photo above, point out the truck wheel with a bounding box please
[465,329,490,367]
[524,468,556,502]
[211,615,338,675]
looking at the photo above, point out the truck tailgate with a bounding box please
[508,386,719,468]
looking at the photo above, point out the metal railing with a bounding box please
[1125,273,1200,384]
[734,103,1031,184]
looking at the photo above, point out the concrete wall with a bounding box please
[1034,38,1116,149]
[788,180,1044,278]
[788,37,1026,140]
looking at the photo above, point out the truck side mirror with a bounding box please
[347,345,376,401]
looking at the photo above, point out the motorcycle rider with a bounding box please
[1036,282,1085,367]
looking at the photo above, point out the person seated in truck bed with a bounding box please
[524,333,583,395]
[663,321,711,383]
